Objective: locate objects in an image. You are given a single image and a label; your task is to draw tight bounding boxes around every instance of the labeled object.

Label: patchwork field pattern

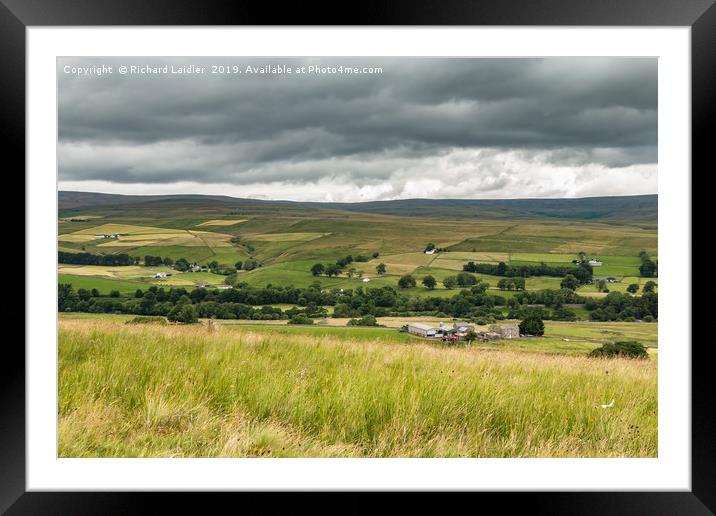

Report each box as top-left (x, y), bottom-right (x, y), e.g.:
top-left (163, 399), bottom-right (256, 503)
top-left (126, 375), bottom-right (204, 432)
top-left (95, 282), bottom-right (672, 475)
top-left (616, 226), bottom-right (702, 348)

top-left (57, 201), bottom-right (657, 300)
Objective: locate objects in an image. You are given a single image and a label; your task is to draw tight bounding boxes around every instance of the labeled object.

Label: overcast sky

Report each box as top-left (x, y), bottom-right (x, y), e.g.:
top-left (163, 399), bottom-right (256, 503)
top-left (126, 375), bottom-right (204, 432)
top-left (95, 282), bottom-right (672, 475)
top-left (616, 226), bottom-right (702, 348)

top-left (58, 57), bottom-right (657, 202)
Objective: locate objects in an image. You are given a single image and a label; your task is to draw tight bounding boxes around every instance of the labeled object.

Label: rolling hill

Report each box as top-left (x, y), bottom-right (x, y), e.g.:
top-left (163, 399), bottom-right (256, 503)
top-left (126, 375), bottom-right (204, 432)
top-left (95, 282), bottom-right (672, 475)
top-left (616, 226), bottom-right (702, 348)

top-left (59, 191), bottom-right (657, 224)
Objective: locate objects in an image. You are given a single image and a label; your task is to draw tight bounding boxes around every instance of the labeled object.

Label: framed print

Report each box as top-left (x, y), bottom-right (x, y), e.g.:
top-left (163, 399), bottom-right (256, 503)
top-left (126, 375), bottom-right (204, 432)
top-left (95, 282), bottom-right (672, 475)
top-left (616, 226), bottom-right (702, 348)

top-left (5, 0), bottom-right (713, 512)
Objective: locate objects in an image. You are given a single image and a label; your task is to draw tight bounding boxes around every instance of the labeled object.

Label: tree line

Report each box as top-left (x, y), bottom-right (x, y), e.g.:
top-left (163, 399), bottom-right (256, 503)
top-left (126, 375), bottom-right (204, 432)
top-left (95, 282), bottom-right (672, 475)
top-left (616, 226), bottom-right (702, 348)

top-left (310, 252), bottom-right (380, 277)
top-left (462, 260), bottom-right (593, 282)
top-left (59, 251), bottom-right (138, 266)
top-left (58, 280), bottom-right (656, 324)
top-left (638, 250), bottom-right (658, 278)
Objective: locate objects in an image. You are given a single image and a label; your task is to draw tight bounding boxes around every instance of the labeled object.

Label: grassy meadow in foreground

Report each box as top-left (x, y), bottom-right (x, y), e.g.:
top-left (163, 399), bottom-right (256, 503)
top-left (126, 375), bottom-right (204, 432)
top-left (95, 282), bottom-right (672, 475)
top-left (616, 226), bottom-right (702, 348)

top-left (59, 319), bottom-right (657, 458)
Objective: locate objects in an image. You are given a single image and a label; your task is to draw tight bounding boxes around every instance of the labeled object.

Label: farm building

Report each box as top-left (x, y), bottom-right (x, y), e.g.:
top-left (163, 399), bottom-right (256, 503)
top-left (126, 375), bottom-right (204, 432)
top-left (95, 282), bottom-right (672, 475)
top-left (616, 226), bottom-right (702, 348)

top-left (362, 278), bottom-right (371, 282)
top-left (154, 272), bottom-right (172, 278)
top-left (489, 323), bottom-right (520, 339)
top-left (588, 259), bottom-right (603, 266)
top-left (405, 321), bottom-right (476, 341)
top-left (594, 277), bottom-right (618, 283)
top-left (406, 323), bottom-right (437, 337)
top-left (424, 249), bottom-right (437, 255)
top-left (452, 321), bottom-right (475, 333)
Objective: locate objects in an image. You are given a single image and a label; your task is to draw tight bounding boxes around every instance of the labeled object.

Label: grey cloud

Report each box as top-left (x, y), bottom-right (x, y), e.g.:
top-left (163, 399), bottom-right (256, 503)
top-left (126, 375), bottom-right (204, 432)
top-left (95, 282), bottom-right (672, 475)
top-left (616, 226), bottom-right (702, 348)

top-left (58, 57), bottom-right (657, 198)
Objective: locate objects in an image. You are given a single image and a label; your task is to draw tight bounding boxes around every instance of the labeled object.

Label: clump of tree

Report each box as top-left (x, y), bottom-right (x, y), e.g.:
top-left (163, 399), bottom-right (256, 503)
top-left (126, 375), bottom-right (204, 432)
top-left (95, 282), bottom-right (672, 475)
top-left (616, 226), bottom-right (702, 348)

top-left (242, 260), bottom-right (260, 271)
top-left (288, 314), bottom-right (314, 325)
top-left (336, 255), bottom-right (354, 268)
top-left (347, 315), bottom-right (379, 327)
top-left (638, 250), bottom-right (657, 278)
top-left (643, 280), bottom-right (657, 293)
top-left (398, 274), bottom-right (417, 288)
top-left (559, 274), bottom-right (580, 291)
top-left (308, 255), bottom-right (357, 277)
top-left (498, 277), bottom-right (527, 291)
top-left (144, 255), bottom-right (175, 267)
top-left (174, 258), bottom-right (191, 272)
top-left (310, 263), bottom-right (325, 276)
top-left (626, 283), bottom-right (640, 294)
top-left (422, 275), bottom-right (437, 290)
top-left (324, 264), bottom-right (342, 277)
top-left (167, 301), bottom-right (198, 324)
top-left (76, 288), bottom-right (95, 301)
top-left (443, 276), bottom-right (458, 289)
top-left (59, 251), bottom-right (137, 266)
top-left (519, 314), bottom-right (545, 336)
top-left (585, 291), bottom-right (658, 321)
top-left (589, 341), bottom-right (648, 359)
top-left (203, 260), bottom-right (236, 275)
top-left (456, 272), bottom-right (478, 287)
top-left (376, 263), bottom-right (387, 275)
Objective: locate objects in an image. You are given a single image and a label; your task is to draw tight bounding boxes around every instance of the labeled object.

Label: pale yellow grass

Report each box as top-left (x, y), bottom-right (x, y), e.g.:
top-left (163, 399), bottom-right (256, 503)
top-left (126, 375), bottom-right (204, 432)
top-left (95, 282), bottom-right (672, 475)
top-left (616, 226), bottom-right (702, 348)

top-left (97, 240), bottom-right (159, 247)
top-left (249, 232), bottom-right (328, 242)
top-left (552, 242), bottom-right (610, 254)
top-left (75, 223), bottom-right (180, 235)
top-left (356, 252), bottom-right (437, 275)
top-left (58, 264), bottom-right (174, 279)
top-left (58, 234), bottom-right (102, 243)
top-left (197, 219), bottom-right (248, 226)
top-left (434, 252), bottom-right (510, 263)
top-left (58, 265), bottom-right (143, 277)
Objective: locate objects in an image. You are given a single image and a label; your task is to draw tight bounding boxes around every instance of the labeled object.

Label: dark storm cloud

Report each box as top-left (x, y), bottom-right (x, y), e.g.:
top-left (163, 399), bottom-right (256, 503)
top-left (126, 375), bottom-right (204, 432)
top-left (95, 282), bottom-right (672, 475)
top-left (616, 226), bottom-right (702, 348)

top-left (57, 57), bottom-right (657, 197)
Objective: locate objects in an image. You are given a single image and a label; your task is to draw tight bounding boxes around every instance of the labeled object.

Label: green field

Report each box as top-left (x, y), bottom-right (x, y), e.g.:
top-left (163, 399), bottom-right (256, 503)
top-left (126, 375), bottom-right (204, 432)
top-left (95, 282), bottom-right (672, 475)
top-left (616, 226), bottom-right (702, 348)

top-left (60, 312), bottom-right (658, 354)
top-left (58, 274), bottom-right (145, 295)
top-left (58, 197), bottom-right (657, 298)
top-left (59, 318), bottom-right (657, 458)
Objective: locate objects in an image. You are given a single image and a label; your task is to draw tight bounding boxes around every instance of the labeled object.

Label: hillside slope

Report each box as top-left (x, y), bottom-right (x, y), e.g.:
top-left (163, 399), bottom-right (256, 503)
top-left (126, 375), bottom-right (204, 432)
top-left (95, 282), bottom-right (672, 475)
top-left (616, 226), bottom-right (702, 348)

top-left (59, 191), bottom-right (657, 223)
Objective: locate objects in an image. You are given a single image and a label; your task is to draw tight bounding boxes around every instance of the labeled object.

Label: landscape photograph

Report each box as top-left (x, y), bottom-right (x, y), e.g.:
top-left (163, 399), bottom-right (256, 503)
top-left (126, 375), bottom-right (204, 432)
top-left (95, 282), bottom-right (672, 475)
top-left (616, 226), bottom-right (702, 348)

top-left (57, 57), bottom-right (658, 458)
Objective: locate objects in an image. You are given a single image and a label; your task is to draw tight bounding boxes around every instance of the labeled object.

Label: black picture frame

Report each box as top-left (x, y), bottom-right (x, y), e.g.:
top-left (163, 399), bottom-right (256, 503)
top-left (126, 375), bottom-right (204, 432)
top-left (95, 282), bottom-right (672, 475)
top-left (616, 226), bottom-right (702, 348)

top-left (4, 0), bottom-right (711, 512)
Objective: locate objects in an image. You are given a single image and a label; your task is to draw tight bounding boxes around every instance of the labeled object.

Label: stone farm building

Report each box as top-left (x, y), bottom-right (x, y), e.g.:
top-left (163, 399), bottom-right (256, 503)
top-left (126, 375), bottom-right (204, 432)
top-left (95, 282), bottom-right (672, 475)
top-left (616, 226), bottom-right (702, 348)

top-left (405, 321), bottom-right (522, 342)
top-left (489, 323), bottom-right (520, 339)
top-left (406, 321), bottom-right (476, 341)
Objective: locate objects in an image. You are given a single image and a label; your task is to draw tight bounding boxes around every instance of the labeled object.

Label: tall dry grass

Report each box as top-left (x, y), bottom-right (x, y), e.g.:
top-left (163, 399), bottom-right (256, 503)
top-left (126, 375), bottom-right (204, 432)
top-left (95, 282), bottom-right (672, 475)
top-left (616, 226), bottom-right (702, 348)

top-left (58, 320), bottom-right (657, 458)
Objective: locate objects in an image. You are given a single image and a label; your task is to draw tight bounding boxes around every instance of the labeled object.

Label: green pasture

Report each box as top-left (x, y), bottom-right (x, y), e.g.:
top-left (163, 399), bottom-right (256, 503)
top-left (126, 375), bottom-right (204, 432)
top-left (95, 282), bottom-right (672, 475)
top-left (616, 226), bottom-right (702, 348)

top-left (58, 273), bottom-right (145, 295)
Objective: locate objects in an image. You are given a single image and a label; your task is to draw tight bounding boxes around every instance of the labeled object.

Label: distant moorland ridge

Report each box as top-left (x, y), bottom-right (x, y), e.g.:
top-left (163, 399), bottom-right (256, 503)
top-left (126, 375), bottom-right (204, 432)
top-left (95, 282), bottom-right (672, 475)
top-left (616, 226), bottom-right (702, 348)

top-left (59, 191), bottom-right (657, 223)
